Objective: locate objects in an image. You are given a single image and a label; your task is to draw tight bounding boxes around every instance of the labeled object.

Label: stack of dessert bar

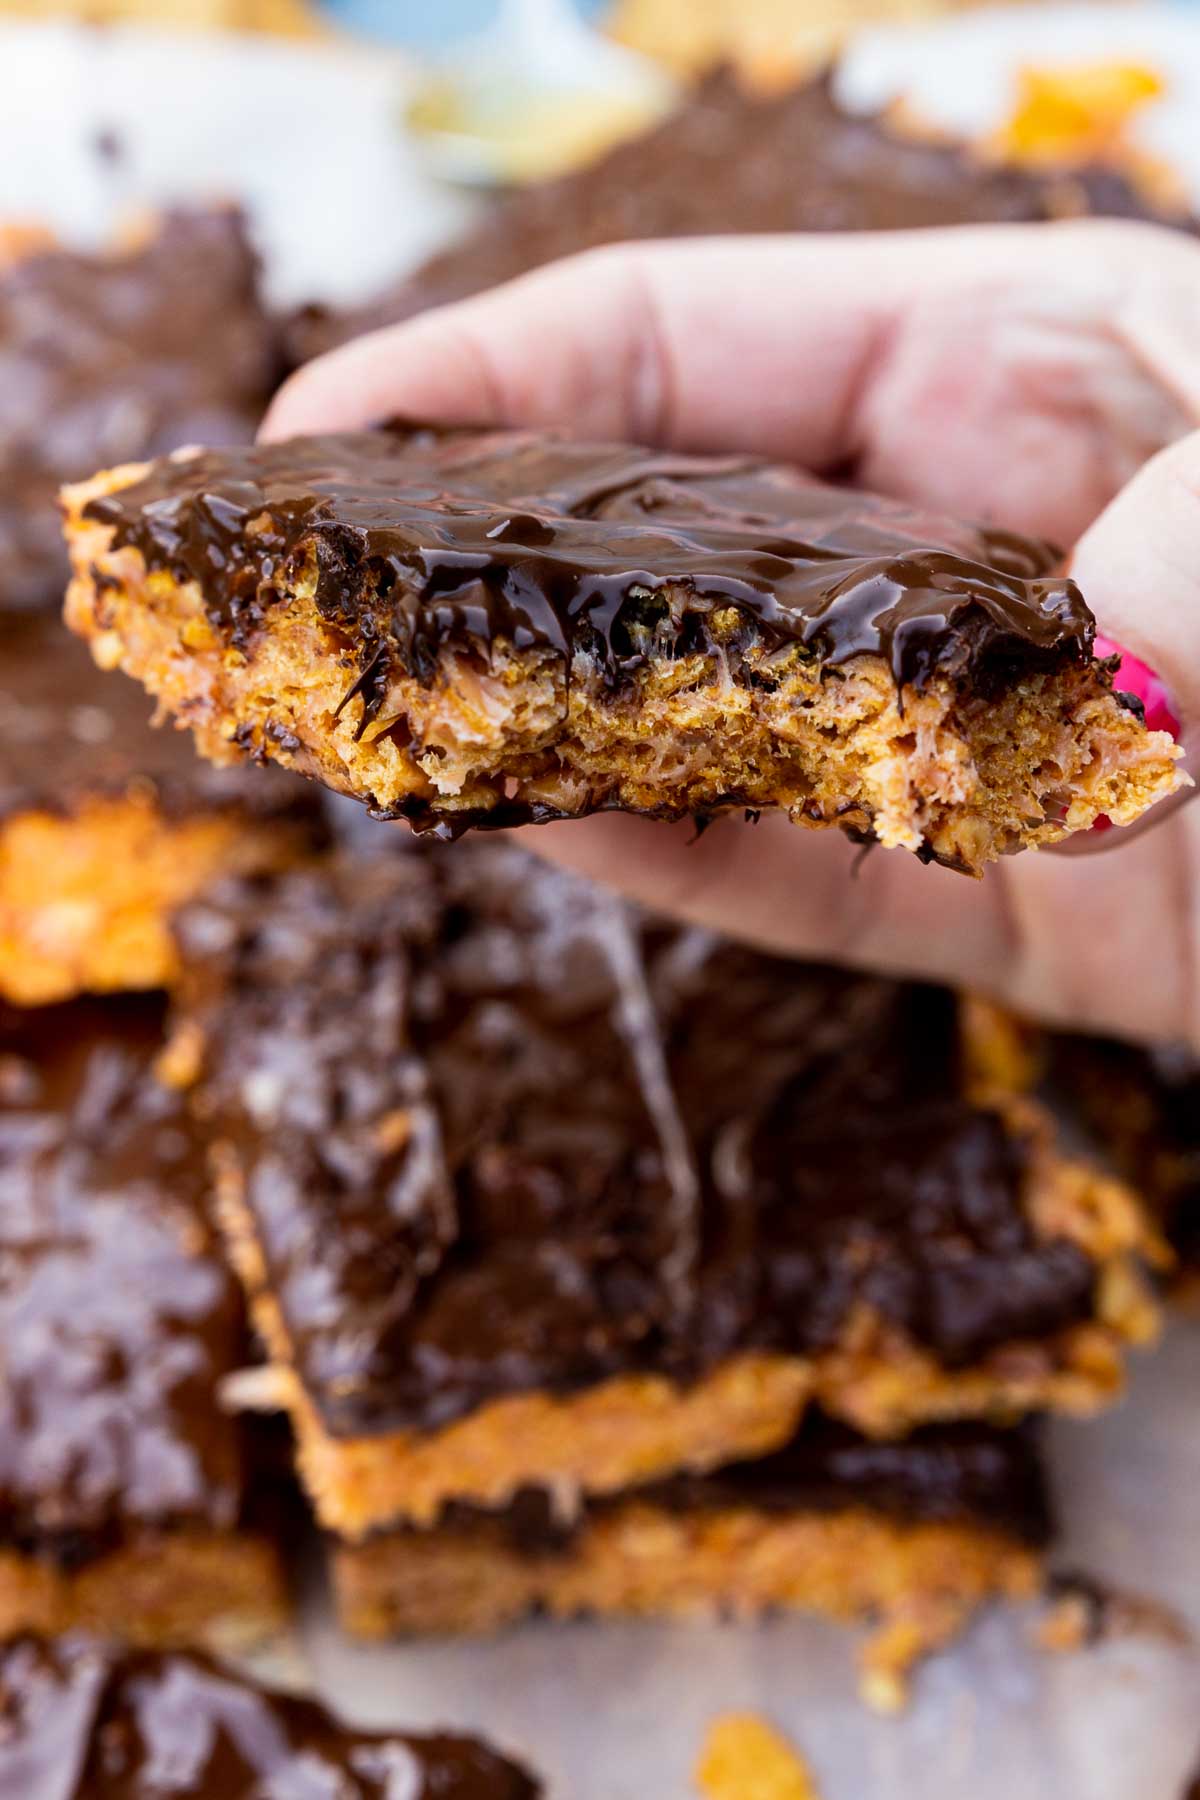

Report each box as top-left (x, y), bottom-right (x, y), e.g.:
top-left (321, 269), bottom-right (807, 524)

top-left (0, 61), bottom-right (1191, 1787)
top-left (0, 211), bottom-right (318, 1659)
top-left (160, 834), bottom-right (1162, 1707)
top-left (0, 209), bottom-right (541, 1790)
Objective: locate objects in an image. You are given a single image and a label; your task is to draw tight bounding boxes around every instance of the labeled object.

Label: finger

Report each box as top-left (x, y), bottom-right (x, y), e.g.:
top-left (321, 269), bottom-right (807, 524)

top-left (520, 800), bottom-right (1198, 1046)
top-left (523, 810), bottom-right (1016, 991)
top-left (1070, 429), bottom-right (1200, 741)
top-left (265, 220), bottom-right (1200, 542)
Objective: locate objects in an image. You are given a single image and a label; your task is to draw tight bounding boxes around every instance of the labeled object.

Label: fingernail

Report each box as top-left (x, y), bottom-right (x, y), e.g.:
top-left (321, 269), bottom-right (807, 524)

top-left (1093, 633), bottom-right (1180, 739)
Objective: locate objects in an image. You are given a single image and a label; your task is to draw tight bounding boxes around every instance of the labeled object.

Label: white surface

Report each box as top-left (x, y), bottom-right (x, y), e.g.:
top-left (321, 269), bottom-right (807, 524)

top-left (0, 20), bottom-right (477, 303)
top-left (3, 10), bottom-right (1200, 1793)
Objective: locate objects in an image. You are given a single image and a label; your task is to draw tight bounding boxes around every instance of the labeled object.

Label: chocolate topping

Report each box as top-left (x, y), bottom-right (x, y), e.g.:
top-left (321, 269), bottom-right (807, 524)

top-left (0, 997), bottom-right (250, 1563)
top-left (435, 1416), bottom-right (1053, 1554)
top-left (0, 610), bottom-right (319, 829)
top-left (0, 208), bottom-right (278, 611)
top-left (0, 1634), bottom-right (539, 1798)
top-left (177, 841), bottom-right (1096, 1440)
top-left (650, 932), bottom-right (1096, 1370)
top-left (289, 69), bottom-right (1192, 361)
top-left (85, 425), bottom-right (1093, 744)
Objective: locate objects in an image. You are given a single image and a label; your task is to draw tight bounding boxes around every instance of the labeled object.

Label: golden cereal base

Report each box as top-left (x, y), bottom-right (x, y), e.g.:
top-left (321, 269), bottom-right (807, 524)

top-left (0, 1530), bottom-right (287, 1654)
top-left (333, 1505), bottom-right (1041, 1713)
top-left (0, 792), bottom-right (305, 1005)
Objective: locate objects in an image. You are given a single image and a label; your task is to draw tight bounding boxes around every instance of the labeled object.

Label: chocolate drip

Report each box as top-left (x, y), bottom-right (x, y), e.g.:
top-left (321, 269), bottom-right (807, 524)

top-left (0, 998), bottom-right (249, 1561)
top-left (176, 841), bottom-right (1097, 1441)
top-left (287, 69), bottom-right (1193, 362)
top-left (434, 1416), bottom-right (1053, 1554)
top-left (85, 425), bottom-right (1093, 720)
top-left (0, 1635), bottom-right (539, 1798)
top-left (0, 208), bottom-right (278, 611)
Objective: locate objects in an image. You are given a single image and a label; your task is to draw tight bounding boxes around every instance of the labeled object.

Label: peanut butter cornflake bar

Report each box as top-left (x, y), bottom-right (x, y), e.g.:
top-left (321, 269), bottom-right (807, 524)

top-left (0, 1634), bottom-right (540, 1798)
top-left (63, 427), bottom-right (1182, 874)
top-left (172, 840), bottom-right (1161, 1539)
top-left (0, 996), bottom-right (285, 1652)
top-left (332, 1416), bottom-right (1051, 1711)
top-left (0, 614), bottom-right (321, 1007)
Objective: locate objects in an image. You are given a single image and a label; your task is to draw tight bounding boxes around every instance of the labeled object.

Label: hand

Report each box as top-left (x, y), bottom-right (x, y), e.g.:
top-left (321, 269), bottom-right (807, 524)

top-left (266, 222), bottom-right (1200, 1047)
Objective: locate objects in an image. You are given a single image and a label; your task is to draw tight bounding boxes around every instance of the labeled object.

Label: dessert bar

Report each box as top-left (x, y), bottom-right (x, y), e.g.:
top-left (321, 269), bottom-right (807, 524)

top-left (63, 427), bottom-right (1182, 872)
top-left (0, 996), bottom-right (284, 1650)
top-left (0, 612), bottom-right (318, 1005)
top-left (332, 1416), bottom-right (1050, 1710)
top-left (0, 207), bottom-right (278, 612)
top-left (0, 1633), bottom-right (540, 1797)
top-left (172, 841), bottom-right (1159, 1536)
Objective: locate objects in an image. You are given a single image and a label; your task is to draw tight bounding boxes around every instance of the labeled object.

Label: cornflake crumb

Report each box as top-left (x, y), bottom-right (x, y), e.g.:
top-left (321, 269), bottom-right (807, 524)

top-left (695, 1714), bottom-right (821, 1800)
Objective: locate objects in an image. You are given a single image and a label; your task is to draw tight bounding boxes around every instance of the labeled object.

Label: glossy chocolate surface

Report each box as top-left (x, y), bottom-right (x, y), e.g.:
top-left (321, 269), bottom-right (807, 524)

top-left (436, 1416), bottom-right (1053, 1552)
top-left (0, 610), bottom-right (320, 828)
top-left (85, 424), bottom-right (1092, 744)
top-left (0, 1634), bottom-right (539, 1798)
top-left (289, 69), bottom-right (1190, 360)
top-left (0, 208), bottom-right (278, 611)
top-left (0, 998), bottom-right (248, 1563)
top-left (177, 841), bottom-right (1096, 1440)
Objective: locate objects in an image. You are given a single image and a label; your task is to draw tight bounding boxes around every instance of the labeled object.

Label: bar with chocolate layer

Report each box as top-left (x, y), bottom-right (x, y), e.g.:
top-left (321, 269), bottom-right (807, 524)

top-left (332, 1415), bottom-right (1051, 1711)
top-left (0, 613), bottom-right (320, 1005)
top-left (0, 207), bottom-right (279, 613)
top-left (0, 1633), bottom-right (540, 1797)
top-left (0, 996), bottom-right (285, 1651)
top-left (63, 428), bottom-right (1182, 874)
top-left (173, 841), bottom-right (1159, 1537)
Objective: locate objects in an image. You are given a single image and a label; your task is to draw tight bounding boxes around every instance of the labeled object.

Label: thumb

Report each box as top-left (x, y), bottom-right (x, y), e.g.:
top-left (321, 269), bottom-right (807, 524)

top-left (1072, 430), bottom-right (1200, 746)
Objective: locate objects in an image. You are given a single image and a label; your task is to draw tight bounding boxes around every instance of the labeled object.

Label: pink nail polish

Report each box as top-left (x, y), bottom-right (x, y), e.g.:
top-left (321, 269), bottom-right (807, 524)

top-left (1089, 636), bottom-right (1180, 834)
top-left (1094, 633), bottom-right (1179, 738)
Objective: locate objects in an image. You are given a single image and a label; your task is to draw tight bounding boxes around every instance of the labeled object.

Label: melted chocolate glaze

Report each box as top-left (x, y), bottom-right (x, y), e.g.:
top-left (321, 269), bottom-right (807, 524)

top-left (433, 1416), bottom-right (1053, 1554)
top-left (0, 1634), bottom-right (539, 1798)
top-left (176, 841), bottom-right (1096, 1441)
top-left (0, 610), bottom-right (322, 832)
top-left (1051, 1035), bottom-right (1200, 1269)
top-left (0, 208), bottom-right (279, 612)
top-left (288, 69), bottom-right (1193, 362)
top-left (0, 997), bottom-right (252, 1563)
top-left (84, 425), bottom-right (1094, 822)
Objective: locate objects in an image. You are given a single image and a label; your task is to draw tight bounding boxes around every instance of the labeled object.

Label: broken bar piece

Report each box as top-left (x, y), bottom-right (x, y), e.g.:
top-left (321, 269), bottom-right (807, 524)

top-left (0, 612), bottom-right (320, 1006)
top-left (0, 1633), bottom-right (540, 1797)
top-left (63, 427), bottom-right (1182, 872)
top-left (172, 841), bottom-right (1159, 1537)
top-left (0, 207), bottom-right (278, 613)
top-left (0, 995), bottom-right (285, 1651)
top-left (331, 1415), bottom-right (1051, 1711)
